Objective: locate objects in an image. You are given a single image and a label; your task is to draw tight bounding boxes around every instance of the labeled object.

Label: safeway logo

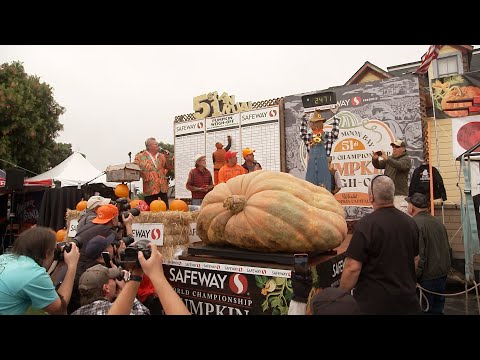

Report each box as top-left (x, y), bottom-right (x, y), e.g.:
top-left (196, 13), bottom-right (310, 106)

top-left (151, 228), bottom-right (162, 240)
top-left (229, 274), bottom-right (248, 294)
top-left (197, 122), bottom-right (204, 129)
top-left (269, 109), bottom-right (278, 117)
top-left (132, 223), bottom-right (164, 246)
top-left (351, 96), bottom-right (362, 106)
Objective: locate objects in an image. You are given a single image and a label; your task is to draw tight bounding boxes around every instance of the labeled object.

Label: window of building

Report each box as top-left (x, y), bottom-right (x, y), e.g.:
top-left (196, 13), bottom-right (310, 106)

top-left (433, 52), bottom-right (463, 78)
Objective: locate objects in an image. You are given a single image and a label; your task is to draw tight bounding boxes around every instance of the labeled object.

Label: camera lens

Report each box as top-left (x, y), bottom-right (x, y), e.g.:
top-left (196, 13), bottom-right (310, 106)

top-left (122, 234), bottom-right (135, 247)
top-left (129, 208), bottom-right (140, 216)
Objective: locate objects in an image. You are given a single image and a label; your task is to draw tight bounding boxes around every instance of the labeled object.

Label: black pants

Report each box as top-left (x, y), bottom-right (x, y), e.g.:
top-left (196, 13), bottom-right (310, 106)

top-left (144, 192), bottom-right (169, 209)
top-left (473, 194), bottom-right (480, 235)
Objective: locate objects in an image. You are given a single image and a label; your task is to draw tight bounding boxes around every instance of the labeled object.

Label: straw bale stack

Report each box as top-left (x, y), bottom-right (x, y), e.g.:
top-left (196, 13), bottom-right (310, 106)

top-left (65, 209), bottom-right (200, 260)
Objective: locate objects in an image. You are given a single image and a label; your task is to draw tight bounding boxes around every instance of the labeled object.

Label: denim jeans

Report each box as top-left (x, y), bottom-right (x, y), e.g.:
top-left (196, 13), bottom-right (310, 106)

top-left (419, 276), bottom-right (447, 314)
top-left (191, 198), bottom-right (203, 206)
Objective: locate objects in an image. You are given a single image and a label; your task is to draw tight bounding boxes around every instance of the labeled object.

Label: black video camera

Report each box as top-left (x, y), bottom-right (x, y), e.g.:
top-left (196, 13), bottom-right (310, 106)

top-left (118, 239), bottom-right (152, 269)
top-left (53, 238), bottom-right (81, 261)
top-left (113, 197), bottom-right (141, 221)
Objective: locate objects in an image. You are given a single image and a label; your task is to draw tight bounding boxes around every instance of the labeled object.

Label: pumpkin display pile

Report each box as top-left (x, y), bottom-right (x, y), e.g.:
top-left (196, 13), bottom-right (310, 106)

top-left (196, 170), bottom-right (347, 253)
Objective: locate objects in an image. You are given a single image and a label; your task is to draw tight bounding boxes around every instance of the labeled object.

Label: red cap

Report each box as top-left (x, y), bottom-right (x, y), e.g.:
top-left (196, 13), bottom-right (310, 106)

top-left (224, 151), bottom-right (238, 161)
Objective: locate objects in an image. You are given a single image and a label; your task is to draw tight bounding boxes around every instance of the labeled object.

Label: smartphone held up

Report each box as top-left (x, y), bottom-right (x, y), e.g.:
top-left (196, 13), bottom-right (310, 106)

top-left (293, 253), bottom-right (309, 275)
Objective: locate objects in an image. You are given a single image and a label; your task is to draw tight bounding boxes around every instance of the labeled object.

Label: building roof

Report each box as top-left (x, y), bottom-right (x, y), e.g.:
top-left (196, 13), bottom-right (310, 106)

top-left (387, 60), bottom-right (421, 77)
top-left (344, 61), bottom-right (393, 85)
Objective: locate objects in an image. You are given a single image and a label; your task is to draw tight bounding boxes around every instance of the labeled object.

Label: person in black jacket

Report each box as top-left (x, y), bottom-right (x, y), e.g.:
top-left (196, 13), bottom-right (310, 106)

top-left (409, 161), bottom-right (447, 202)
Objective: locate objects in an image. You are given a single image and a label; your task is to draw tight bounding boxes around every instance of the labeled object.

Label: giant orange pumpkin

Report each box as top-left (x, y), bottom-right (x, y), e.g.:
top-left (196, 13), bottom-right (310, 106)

top-left (56, 228), bottom-right (67, 242)
top-left (196, 170), bottom-right (347, 253)
top-left (150, 200), bottom-right (167, 212)
top-left (442, 86), bottom-right (480, 117)
top-left (114, 184), bottom-right (129, 198)
top-left (169, 199), bottom-right (188, 212)
top-left (76, 199), bottom-right (87, 211)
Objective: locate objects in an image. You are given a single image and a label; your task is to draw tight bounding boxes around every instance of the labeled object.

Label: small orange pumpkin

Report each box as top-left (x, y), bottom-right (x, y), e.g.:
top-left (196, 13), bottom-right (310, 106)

top-left (130, 199), bottom-right (141, 209)
top-left (56, 228), bottom-right (67, 242)
top-left (150, 199), bottom-right (167, 212)
top-left (76, 199), bottom-right (87, 211)
top-left (170, 199), bottom-right (188, 212)
top-left (114, 184), bottom-right (129, 198)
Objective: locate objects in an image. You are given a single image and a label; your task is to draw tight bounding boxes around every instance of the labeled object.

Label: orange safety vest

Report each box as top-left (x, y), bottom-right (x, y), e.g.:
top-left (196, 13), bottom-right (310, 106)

top-left (213, 148), bottom-right (227, 170)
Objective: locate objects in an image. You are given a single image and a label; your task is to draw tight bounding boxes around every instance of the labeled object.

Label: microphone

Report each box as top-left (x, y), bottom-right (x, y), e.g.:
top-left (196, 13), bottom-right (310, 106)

top-left (159, 147), bottom-right (170, 155)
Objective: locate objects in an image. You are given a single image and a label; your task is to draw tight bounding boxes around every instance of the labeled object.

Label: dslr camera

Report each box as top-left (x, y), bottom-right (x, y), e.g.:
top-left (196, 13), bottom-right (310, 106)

top-left (118, 239), bottom-right (152, 269)
top-left (112, 197), bottom-right (141, 221)
top-left (112, 233), bottom-right (135, 249)
top-left (53, 238), bottom-right (81, 261)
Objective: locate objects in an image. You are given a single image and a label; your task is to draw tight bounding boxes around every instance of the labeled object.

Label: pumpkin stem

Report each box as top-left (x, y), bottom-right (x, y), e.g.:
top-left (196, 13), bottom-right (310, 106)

top-left (223, 195), bottom-right (247, 214)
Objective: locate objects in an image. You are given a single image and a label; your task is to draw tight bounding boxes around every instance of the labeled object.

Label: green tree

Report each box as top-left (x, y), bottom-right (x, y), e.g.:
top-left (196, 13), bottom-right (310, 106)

top-left (0, 61), bottom-right (71, 174)
top-left (158, 141), bottom-right (174, 180)
top-left (47, 142), bottom-right (73, 169)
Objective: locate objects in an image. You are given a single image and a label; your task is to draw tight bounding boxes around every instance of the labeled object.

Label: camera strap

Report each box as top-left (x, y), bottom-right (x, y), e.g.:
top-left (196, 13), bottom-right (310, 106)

top-left (48, 260), bottom-right (59, 275)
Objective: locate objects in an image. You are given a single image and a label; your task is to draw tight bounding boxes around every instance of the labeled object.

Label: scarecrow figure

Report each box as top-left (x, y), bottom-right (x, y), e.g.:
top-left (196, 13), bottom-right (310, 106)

top-left (300, 110), bottom-right (340, 189)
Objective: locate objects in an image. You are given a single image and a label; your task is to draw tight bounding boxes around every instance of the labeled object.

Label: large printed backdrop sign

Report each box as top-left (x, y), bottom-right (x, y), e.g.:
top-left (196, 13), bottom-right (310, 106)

top-left (284, 75), bottom-right (422, 220)
top-left (451, 115), bottom-right (480, 158)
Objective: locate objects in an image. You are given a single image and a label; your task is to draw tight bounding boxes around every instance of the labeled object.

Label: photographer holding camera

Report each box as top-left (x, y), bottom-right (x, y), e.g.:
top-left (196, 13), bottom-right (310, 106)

top-left (71, 263), bottom-right (150, 315)
top-left (0, 227), bottom-right (80, 315)
top-left (372, 139), bottom-right (411, 213)
top-left (108, 241), bottom-right (190, 315)
top-left (69, 204), bottom-right (134, 313)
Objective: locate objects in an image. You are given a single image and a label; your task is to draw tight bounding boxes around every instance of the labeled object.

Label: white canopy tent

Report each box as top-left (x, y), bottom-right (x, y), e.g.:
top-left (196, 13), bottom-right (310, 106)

top-left (27, 152), bottom-right (116, 188)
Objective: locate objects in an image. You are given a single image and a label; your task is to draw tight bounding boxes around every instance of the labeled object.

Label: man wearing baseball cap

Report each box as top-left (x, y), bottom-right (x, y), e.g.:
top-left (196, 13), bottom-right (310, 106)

top-left (372, 138), bottom-right (411, 213)
top-left (218, 151), bottom-right (247, 183)
top-left (75, 195), bottom-right (111, 237)
top-left (69, 204), bottom-right (134, 314)
top-left (406, 193), bottom-right (451, 314)
top-left (212, 135), bottom-right (232, 185)
top-left (186, 154), bottom-right (213, 206)
top-left (71, 264), bottom-right (150, 315)
top-left (241, 148), bottom-right (262, 173)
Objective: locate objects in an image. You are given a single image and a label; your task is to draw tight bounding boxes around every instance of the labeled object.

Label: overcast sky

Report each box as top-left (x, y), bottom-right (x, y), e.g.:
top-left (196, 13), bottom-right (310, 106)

top-left (2, 45), bottom-right (476, 172)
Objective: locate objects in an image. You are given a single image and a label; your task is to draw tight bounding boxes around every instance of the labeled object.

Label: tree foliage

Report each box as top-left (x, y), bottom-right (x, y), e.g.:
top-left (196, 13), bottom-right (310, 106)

top-left (47, 142), bottom-right (73, 169)
top-left (158, 141), bottom-right (174, 180)
top-left (0, 61), bottom-right (71, 175)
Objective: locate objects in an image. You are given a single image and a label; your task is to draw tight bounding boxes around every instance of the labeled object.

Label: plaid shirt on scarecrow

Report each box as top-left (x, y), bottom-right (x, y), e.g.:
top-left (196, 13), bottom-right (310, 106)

top-left (300, 116), bottom-right (340, 157)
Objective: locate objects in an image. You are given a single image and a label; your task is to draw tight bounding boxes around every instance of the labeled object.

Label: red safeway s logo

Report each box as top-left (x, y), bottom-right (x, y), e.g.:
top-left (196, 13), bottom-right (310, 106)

top-left (197, 122), bottom-right (204, 129)
top-left (229, 274), bottom-right (248, 294)
top-left (269, 109), bottom-right (277, 117)
top-left (151, 228), bottom-right (162, 240)
top-left (352, 96), bottom-right (362, 106)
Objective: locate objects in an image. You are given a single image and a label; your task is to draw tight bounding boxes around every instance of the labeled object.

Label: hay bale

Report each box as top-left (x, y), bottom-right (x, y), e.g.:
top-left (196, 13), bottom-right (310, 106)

top-left (64, 209), bottom-right (198, 260)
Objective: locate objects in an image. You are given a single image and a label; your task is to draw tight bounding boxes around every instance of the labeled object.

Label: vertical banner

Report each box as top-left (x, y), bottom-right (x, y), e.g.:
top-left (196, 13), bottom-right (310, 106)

top-left (451, 115), bottom-right (480, 158)
top-left (174, 119), bottom-right (206, 199)
top-left (284, 75), bottom-right (422, 220)
top-left (240, 107), bottom-right (281, 171)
